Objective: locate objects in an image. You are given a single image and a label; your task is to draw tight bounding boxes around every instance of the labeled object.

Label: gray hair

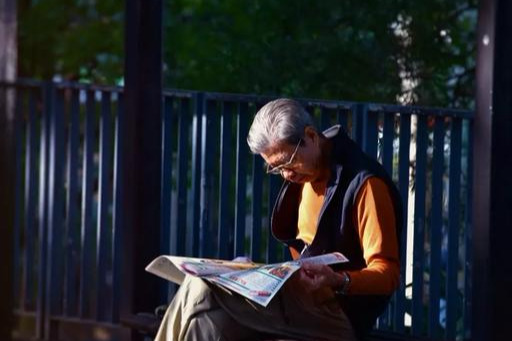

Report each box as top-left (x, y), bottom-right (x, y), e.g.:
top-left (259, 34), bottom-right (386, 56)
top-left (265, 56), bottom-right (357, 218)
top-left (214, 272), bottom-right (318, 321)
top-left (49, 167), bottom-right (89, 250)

top-left (247, 98), bottom-right (314, 154)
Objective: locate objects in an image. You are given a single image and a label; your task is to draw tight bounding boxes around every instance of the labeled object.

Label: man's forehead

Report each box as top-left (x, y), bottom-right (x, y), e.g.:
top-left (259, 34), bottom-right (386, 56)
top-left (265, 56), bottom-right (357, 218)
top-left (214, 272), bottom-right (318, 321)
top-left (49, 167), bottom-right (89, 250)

top-left (266, 139), bottom-right (295, 152)
top-left (261, 144), bottom-right (294, 164)
top-left (266, 151), bottom-right (289, 164)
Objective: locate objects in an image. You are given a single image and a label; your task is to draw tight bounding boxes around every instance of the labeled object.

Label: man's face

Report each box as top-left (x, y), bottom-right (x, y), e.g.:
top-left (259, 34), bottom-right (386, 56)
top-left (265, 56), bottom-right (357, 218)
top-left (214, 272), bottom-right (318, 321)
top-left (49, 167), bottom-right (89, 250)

top-left (260, 127), bottom-right (323, 184)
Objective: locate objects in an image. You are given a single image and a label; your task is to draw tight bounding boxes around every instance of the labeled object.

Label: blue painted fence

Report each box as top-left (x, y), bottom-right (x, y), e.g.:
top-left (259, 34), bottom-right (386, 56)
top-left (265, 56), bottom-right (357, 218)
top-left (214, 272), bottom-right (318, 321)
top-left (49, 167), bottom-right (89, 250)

top-left (5, 79), bottom-right (473, 340)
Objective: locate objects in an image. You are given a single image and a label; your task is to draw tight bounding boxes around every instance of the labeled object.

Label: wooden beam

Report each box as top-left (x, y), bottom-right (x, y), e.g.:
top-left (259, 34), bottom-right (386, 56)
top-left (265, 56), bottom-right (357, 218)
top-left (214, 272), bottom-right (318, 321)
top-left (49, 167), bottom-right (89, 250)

top-left (473, 0), bottom-right (512, 340)
top-left (0, 1), bottom-right (17, 340)
top-left (120, 1), bottom-right (163, 339)
top-left (0, 0), bottom-right (16, 80)
top-left (0, 91), bottom-right (16, 341)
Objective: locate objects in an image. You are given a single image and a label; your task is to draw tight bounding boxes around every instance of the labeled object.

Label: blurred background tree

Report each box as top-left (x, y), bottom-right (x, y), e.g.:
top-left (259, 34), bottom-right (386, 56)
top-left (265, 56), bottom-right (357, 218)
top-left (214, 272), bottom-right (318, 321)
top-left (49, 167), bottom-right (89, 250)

top-left (18, 0), bottom-right (123, 83)
top-left (17, 0), bottom-right (477, 108)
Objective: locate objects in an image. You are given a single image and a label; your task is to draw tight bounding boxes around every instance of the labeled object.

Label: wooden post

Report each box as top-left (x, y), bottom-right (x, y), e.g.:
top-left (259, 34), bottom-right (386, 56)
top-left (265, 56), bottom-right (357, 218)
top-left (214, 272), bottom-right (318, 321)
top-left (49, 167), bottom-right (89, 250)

top-left (120, 1), bottom-right (163, 339)
top-left (0, 0), bottom-right (17, 340)
top-left (473, 0), bottom-right (512, 340)
top-left (0, 91), bottom-right (16, 341)
top-left (0, 0), bottom-right (16, 81)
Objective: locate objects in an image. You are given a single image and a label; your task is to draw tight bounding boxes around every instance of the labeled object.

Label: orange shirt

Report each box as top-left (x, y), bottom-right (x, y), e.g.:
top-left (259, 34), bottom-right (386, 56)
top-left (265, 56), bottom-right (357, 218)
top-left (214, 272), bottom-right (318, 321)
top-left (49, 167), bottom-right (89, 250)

top-left (296, 176), bottom-right (399, 295)
top-left (297, 181), bottom-right (327, 245)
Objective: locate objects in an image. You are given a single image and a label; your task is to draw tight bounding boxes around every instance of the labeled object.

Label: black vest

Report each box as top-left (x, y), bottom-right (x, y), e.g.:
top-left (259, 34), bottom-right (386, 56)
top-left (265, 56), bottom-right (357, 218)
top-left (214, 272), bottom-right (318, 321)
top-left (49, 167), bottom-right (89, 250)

top-left (271, 126), bottom-right (403, 335)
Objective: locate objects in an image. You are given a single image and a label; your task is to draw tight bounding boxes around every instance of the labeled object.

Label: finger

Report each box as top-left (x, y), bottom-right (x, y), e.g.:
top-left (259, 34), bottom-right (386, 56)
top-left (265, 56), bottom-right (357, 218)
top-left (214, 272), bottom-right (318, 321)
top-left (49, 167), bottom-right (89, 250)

top-left (301, 262), bottom-right (323, 274)
top-left (302, 263), bottom-right (331, 277)
top-left (231, 256), bottom-right (253, 263)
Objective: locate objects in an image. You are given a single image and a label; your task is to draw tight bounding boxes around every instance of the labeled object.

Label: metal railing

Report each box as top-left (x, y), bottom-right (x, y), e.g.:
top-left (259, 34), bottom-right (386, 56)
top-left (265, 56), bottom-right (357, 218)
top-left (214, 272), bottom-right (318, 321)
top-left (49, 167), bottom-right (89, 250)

top-left (3, 79), bottom-right (473, 340)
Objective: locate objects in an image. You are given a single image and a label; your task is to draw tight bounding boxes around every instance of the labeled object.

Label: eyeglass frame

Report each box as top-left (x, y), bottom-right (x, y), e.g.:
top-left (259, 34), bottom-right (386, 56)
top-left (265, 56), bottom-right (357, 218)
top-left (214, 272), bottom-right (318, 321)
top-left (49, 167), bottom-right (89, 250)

top-left (266, 139), bottom-right (302, 175)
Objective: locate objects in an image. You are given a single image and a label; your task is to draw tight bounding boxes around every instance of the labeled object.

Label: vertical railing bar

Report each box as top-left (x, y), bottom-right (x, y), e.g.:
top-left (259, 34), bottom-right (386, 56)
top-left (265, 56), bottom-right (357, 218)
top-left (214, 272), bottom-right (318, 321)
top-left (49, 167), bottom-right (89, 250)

top-left (96, 91), bottom-right (112, 321)
top-left (175, 98), bottom-right (190, 256)
top-left (12, 87), bottom-right (24, 311)
top-left (111, 93), bottom-right (124, 323)
top-left (394, 113), bottom-right (410, 333)
top-left (352, 104), bottom-right (365, 144)
top-left (429, 116), bottom-right (445, 338)
top-left (463, 119), bottom-right (473, 340)
top-left (305, 105), bottom-right (317, 126)
top-left (320, 107), bottom-right (331, 131)
top-left (251, 155), bottom-right (263, 262)
top-left (159, 96), bottom-right (174, 301)
top-left (199, 100), bottom-right (217, 258)
top-left (382, 112), bottom-right (394, 175)
top-left (362, 106), bottom-right (378, 159)
top-left (24, 88), bottom-right (39, 311)
top-left (446, 118), bottom-right (462, 340)
top-left (54, 88), bottom-right (66, 314)
top-left (411, 115), bottom-right (428, 336)
top-left (266, 175), bottom-right (281, 263)
top-left (218, 101), bottom-right (233, 260)
top-left (234, 103), bottom-right (248, 257)
top-left (36, 83), bottom-right (50, 340)
top-left (376, 111), bottom-right (395, 331)
top-left (160, 96), bottom-right (174, 257)
top-left (337, 108), bottom-right (348, 131)
top-left (45, 85), bottom-right (66, 338)
top-left (211, 100), bottom-right (221, 259)
top-left (79, 89), bottom-right (96, 319)
top-left (190, 94), bottom-right (204, 257)
top-left (64, 88), bottom-right (80, 316)
top-left (379, 114), bottom-right (397, 339)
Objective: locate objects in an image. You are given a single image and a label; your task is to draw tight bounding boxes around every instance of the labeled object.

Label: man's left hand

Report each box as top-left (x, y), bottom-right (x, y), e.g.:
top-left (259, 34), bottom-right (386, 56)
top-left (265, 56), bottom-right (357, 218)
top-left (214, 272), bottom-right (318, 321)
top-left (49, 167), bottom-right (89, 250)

top-left (296, 263), bottom-right (343, 293)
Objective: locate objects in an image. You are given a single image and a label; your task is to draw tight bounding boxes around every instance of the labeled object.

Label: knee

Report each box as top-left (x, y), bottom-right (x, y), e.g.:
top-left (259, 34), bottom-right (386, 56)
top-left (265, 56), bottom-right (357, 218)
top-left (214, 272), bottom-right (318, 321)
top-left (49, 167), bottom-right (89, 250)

top-left (182, 276), bottom-right (212, 295)
top-left (177, 276), bottom-right (215, 307)
top-left (183, 275), bottom-right (209, 288)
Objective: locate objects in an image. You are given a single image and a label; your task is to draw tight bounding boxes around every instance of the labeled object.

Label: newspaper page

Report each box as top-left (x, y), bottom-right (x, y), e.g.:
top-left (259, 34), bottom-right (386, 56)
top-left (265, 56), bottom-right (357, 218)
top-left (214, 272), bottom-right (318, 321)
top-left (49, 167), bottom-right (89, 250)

top-left (145, 256), bottom-right (259, 285)
top-left (146, 252), bottom-right (348, 307)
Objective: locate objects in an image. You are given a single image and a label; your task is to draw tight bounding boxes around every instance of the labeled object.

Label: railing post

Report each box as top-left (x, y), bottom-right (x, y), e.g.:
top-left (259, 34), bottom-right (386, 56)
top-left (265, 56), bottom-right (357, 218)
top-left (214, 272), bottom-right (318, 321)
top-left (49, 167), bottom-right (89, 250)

top-left (200, 100), bottom-right (218, 258)
top-left (473, 0), bottom-right (512, 340)
top-left (0, 88), bottom-right (16, 341)
top-left (352, 103), bottom-right (365, 145)
top-left (0, 1), bottom-right (17, 338)
top-left (361, 104), bottom-right (378, 158)
top-left (44, 82), bottom-right (66, 339)
top-left (122, 0), bottom-right (163, 336)
top-left (36, 83), bottom-right (52, 339)
top-left (191, 93), bottom-right (204, 257)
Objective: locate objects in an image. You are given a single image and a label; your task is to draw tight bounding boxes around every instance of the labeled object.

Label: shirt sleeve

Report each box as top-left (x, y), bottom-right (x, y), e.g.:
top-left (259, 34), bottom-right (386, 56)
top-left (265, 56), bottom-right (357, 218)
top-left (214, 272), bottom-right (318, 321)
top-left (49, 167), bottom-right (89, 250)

top-left (345, 177), bottom-right (400, 295)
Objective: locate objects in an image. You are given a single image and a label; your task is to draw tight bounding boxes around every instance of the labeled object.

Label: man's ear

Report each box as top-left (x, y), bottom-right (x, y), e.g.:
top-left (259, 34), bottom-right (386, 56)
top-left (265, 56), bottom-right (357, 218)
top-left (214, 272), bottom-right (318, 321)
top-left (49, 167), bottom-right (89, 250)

top-left (304, 126), bottom-right (319, 144)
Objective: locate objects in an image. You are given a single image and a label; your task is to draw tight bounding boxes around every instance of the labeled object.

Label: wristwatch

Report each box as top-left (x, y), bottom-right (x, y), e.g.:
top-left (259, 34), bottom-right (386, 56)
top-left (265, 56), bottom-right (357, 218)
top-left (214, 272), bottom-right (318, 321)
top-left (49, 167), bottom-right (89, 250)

top-left (335, 271), bottom-right (351, 295)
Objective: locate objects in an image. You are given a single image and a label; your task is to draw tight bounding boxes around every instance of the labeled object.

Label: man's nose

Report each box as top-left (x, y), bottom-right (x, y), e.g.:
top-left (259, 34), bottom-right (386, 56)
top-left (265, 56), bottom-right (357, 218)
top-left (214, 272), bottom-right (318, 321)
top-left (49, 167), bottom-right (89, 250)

top-left (281, 168), bottom-right (296, 180)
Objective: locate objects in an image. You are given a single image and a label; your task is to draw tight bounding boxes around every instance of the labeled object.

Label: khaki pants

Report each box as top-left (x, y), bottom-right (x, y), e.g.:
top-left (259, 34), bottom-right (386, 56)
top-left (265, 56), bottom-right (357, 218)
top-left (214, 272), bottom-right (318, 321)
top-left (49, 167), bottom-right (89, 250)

top-left (154, 276), bottom-right (357, 341)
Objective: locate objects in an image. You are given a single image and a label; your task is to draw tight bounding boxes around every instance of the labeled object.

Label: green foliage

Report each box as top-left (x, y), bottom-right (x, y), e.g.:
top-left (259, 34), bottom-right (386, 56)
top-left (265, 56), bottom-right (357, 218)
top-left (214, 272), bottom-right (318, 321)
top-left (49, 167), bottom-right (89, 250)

top-left (165, 0), bottom-right (403, 102)
top-left (18, 0), bottom-right (123, 83)
top-left (164, 0), bottom-right (477, 107)
top-left (398, 0), bottom-right (477, 108)
top-left (17, 0), bottom-right (477, 107)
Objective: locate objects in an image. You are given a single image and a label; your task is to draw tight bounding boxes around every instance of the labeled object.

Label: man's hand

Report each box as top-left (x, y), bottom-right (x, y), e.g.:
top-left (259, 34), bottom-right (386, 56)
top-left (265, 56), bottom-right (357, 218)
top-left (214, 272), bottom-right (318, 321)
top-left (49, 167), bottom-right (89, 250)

top-left (296, 263), bottom-right (343, 293)
top-left (231, 256), bottom-right (253, 263)
top-left (287, 263), bottom-right (344, 308)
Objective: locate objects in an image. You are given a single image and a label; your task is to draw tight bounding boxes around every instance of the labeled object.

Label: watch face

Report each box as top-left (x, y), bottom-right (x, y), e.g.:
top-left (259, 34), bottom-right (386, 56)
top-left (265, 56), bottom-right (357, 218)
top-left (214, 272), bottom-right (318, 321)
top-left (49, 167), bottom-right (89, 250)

top-left (339, 272), bottom-right (350, 294)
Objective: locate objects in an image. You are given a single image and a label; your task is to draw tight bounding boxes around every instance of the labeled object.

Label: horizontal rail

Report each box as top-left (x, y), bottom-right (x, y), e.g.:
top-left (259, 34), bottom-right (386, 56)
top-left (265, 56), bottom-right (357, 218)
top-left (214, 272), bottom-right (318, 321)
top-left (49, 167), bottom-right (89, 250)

top-left (2, 80), bottom-right (474, 118)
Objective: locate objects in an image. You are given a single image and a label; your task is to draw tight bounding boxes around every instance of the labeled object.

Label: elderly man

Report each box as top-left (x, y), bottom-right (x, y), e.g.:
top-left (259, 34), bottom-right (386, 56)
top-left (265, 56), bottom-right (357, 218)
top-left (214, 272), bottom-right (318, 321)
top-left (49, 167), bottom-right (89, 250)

top-left (155, 98), bottom-right (402, 341)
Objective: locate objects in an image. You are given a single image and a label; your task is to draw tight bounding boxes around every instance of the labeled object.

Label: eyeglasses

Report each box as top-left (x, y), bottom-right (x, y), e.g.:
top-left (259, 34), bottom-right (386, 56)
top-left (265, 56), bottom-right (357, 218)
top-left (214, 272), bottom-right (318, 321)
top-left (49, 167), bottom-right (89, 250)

top-left (266, 139), bottom-right (301, 175)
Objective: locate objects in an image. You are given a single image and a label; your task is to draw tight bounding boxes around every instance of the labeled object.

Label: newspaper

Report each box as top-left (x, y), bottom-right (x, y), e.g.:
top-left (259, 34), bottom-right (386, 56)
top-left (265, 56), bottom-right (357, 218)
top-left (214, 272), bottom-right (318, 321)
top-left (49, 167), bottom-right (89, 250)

top-left (145, 252), bottom-right (348, 307)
